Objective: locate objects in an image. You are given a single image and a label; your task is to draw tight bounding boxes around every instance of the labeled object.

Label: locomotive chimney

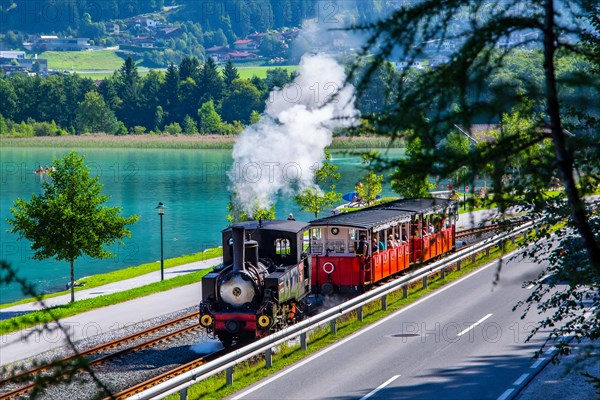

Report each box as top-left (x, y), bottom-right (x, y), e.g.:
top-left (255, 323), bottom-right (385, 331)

top-left (232, 226), bottom-right (245, 273)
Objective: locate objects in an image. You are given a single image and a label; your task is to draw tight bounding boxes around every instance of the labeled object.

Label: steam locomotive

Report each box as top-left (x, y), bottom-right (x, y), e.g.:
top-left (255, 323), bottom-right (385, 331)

top-left (199, 220), bottom-right (312, 347)
top-left (199, 198), bottom-right (457, 346)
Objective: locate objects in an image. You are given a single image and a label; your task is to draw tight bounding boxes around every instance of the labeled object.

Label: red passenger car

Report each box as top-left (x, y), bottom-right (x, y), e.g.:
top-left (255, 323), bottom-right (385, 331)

top-left (309, 198), bottom-right (457, 295)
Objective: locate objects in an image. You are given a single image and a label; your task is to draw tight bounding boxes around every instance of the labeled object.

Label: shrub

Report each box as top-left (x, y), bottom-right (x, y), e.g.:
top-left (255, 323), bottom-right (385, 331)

top-left (164, 122), bottom-right (182, 135)
top-left (131, 125), bottom-right (146, 134)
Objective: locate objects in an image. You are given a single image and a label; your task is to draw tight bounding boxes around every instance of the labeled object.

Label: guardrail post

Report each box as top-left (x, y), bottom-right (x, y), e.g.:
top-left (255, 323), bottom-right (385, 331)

top-left (457, 260), bottom-right (462, 271)
top-left (357, 306), bottom-right (364, 321)
top-left (422, 276), bottom-right (428, 289)
top-left (511, 236), bottom-right (515, 244)
top-left (179, 387), bottom-right (188, 400)
top-left (330, 319), bottom-right (337, 335)
top-left (381, 294), bottom-right (388, 311)
top-left (226, 367), bottom-right (233, 386)
top-left (403, 285), bottom-right (408, 298)
top-left (265, 347), bottom-right (272, 368)
top-left (441, 267), bottom-right (446, 279)
top-left (471, 253), bottom-right (476, 263)
top-left (301, 332), bottom-right (307, 350)
top-left (486, 248), bottom-right (490, 257)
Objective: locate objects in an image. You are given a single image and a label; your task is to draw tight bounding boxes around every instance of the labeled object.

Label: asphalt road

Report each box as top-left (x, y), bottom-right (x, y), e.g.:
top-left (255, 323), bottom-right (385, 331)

top-left (231, 254), bottom-right (554, 400)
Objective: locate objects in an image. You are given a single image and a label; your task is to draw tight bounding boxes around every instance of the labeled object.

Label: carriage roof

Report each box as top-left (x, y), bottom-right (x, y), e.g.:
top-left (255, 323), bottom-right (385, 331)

top-left (310, 208), bottom-right (412, 230)
top-left (223, 220), bottom-right (310, 234)
top-left (310, 198), bottom-right (455, 231)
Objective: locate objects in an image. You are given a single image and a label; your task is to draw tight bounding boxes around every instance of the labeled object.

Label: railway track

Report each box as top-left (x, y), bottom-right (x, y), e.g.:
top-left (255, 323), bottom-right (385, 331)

top-left (456, 224), bottom-right (503, 239)
top-left (106, 347), bottom-right (232, 400)
top-left (0, 312), bottom-right (200, 399)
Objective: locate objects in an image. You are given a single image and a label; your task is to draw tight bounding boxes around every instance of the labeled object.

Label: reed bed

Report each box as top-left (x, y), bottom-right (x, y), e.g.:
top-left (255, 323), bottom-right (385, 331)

top-left (1, 134), bottom-right (403, 149)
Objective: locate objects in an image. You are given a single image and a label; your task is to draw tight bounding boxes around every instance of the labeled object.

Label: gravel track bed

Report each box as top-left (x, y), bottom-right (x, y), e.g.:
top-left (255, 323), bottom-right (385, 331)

top-left (2, 306), bottom-right (218, 399)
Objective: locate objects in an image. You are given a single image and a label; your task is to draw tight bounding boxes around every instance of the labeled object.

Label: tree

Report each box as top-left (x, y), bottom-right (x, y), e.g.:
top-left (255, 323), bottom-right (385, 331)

top-left (197, 100), bottom-right (222, 134)
top-left (75, 91), bottom-right (120, 134)
top-left (356, 0), bottom-right (600, 377)
top-left (199, 57), bottom-right (224, 104)
top-left (221, 79), bottom-right (263, 124)
top-left (226, 196), bottom-right (275, 224)
top-left (295, 150), bottom-right (342, 218)
top-left (179, 56), bottom-right (200, 81)
top-left (182, 114), bottom-right (198, 134)
top-left (162, 63), bottom-right (180, 124)
top-left (222, 60), bottom-right (240, 91)
top-left (115, 57), bottom-right (142, 128)
top-left (390, 136), bottom-right (436, 198)
top-left (8, 151), bottom-right (138, 303)
top-left (356, 172), bottom-right (383, 206)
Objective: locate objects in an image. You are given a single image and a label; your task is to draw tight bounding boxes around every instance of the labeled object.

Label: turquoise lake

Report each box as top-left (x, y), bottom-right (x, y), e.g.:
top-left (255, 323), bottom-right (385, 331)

top-left (0, 146), bottom-right (403, 303)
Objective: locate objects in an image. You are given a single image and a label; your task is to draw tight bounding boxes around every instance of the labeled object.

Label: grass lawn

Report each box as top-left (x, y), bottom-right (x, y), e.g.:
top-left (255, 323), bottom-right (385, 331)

top-left (40, 50), bottom-right (133, 71)
top-left (236, 65), bottom-right (298, 80)
top-left (0, 248), bottom-right (222, 334)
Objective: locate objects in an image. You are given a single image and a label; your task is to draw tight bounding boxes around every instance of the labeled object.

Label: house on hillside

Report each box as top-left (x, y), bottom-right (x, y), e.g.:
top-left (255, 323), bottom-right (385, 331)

top-left (24, 36), bottom-right (90, 51)
top-left (126, 17), bottom-right (158, 29)
top-left (233, 39), bottom-right (259, 50)
top-left (131, 36), bottom-right (155, 47)
top-left (157, 27), bottom-right (182, 38)
top-left (227, 51), bottom-right (260, 61)
top-left (0, 51), bottom-right (48, 74)
top-left (248, 32), bottom-right (268, 43)
top-left (206, 46), bottom-right (233, 62)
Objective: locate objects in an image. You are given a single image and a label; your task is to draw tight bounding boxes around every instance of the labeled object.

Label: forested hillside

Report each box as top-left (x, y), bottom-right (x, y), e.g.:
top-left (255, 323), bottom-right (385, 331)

top-left (0, 0), bottom-right (384, 35)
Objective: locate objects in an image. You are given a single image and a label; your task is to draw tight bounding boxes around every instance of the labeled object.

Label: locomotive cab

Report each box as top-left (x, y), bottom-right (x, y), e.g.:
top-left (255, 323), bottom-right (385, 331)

top-left (199, 220), bottom-right (312, 346)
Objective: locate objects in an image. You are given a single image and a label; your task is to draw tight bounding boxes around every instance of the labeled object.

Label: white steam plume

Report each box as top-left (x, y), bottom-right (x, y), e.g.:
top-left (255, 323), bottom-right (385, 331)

top-left (230, 54), bottom-right (358, 217)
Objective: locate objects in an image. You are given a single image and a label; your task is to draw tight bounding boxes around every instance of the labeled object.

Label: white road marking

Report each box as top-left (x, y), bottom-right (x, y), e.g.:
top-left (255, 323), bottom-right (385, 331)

top-left (527, 273), bottom-right (553, 289)
top-left (497, 388), bottom-right (514, 400)
top-left (513, 373), bottom-right (529, 385)
top-left (359, 375), bottom-right (401, 400)
top-left (531, 358), bottom-right (545, 369)
top-left (457, 313), bottom-right (493, 337)
top-left (231, 251), bottom-right (521, 399)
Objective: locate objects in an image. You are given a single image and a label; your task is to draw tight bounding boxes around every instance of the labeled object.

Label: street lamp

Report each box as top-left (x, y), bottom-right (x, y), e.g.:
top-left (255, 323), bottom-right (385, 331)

top-left (155, 202), bottom-right (167, 281)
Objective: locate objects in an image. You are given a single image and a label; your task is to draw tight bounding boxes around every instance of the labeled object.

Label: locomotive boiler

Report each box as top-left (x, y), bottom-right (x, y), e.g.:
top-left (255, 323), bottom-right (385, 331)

top-left (199, 220), bottom-right (312, 347)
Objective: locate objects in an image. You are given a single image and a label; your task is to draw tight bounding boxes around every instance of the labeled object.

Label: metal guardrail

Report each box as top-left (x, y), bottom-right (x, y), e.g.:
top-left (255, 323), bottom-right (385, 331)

top-left (128, 221), bottom-right (537, 400)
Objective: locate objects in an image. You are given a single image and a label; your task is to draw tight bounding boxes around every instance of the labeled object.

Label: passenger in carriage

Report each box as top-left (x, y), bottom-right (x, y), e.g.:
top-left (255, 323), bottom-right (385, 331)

top-left (388, 234), bottom-right (398, 248)
top-left (355, 234), bottom-right (368, 256)
top-left (372, 237), bottom-right (386, 252)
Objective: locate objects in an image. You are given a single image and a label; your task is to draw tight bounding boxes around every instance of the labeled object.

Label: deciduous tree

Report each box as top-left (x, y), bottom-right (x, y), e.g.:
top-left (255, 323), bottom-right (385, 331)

top-left (8, 151), bottom-right (138, 303)
top-left (295, 150), bottom-right (342, 218)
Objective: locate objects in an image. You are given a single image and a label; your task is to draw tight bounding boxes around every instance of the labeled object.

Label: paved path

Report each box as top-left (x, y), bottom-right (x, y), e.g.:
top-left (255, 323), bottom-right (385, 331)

top-left (0, 256), bottom-right (222, 320)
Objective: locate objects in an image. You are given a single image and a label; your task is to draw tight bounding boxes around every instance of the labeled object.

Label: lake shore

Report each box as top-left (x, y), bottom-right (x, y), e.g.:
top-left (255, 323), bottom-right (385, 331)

top-left (0, 134), bottom-right (401, 149)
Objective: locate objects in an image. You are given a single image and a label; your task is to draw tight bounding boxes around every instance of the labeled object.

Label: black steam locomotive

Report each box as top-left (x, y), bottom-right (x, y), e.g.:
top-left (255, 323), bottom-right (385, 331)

top-left (199, 220), bottom-right (312, 347)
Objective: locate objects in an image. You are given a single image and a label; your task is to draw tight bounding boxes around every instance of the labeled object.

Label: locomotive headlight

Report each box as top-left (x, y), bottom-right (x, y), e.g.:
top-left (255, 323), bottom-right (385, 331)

top-left (258, 315), bottom-right (271, 328)
top-left (220, 273), bottom-right (256, 306)
top-left (200, 314), bottom-right (213, 327)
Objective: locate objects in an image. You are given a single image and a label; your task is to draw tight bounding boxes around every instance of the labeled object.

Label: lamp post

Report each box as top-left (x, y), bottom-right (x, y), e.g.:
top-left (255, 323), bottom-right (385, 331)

top-left (155, 202), bottom-right (167, 281)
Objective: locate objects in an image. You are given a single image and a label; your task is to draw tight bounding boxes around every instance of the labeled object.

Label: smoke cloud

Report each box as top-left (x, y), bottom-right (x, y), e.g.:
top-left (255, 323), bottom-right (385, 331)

top-left (230, 54), bottom-right (359, 217)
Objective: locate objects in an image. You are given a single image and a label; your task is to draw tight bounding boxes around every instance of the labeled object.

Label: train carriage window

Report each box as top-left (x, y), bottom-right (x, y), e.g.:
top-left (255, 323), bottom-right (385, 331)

top-left (303, 231), bottom-right (311, 251)
top-left (275, 238), bottom-right (291, 255)
top-left (310, 228), bottom-right (323, 254)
